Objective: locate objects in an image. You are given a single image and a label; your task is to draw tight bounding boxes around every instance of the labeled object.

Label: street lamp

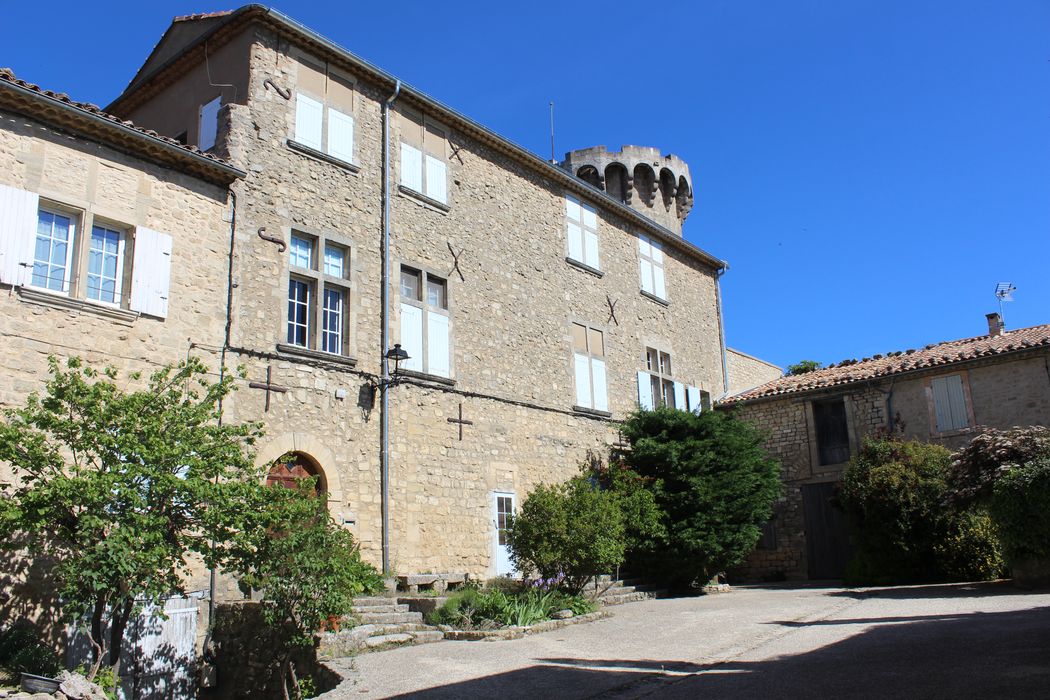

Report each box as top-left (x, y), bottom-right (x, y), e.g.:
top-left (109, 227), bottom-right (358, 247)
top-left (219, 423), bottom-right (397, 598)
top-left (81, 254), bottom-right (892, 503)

top-left (385, 343), bottom-right (409, 379)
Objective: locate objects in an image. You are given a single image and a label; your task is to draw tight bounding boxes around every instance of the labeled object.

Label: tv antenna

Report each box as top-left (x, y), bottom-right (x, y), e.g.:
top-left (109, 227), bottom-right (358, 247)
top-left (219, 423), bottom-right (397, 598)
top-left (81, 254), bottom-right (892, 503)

top-left (549, 101), bottom-right (556, 164)
top-left (994, 282), bottom-right (1016, 325)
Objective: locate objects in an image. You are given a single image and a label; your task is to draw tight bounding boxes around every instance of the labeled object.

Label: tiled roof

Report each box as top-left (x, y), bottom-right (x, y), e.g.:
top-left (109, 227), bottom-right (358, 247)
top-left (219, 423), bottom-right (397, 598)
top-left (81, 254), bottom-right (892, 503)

top-left (722, 323), bottom-right (1050, 405)
top-left (173, 10), bottom-right (235, 22)
top-left (0, 67), bottom-right (231, 168)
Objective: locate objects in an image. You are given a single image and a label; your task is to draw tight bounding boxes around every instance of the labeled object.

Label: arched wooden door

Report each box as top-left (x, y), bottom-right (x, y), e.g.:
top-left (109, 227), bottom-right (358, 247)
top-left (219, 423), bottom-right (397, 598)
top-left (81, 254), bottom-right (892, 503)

top-left (266, 453), bottom-right (325, 495)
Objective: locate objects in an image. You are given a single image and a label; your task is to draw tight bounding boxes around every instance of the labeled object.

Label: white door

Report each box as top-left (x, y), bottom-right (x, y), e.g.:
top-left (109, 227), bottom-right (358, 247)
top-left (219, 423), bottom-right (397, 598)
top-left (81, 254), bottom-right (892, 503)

top-left (493, 492), bottom-right (516, 576)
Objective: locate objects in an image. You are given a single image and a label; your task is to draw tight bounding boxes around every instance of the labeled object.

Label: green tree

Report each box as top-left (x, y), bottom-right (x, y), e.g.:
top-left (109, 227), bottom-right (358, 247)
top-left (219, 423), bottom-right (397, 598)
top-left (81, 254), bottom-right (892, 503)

top-left (786, 359), bottom-right (823, 376)
top-left (507, 476), bottom-right (625, 594)
top-left (0, 357), bottom-right (262, 685)
top-left (619, 407), bottom-right (780, 587)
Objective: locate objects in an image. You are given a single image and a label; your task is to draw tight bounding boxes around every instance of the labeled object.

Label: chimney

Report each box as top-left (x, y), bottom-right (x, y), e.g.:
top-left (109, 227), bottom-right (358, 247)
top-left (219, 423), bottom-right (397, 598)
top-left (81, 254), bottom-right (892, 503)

top-left (986, 312), bottom-right (1004, 337)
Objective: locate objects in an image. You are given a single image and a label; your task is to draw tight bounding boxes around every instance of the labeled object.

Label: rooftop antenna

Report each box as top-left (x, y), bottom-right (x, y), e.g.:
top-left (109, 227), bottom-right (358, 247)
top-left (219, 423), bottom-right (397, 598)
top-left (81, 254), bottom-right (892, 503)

top-left (994, 282), bottom-right (1016, 326)
top-left (549, 101), bottom-right (556, 164)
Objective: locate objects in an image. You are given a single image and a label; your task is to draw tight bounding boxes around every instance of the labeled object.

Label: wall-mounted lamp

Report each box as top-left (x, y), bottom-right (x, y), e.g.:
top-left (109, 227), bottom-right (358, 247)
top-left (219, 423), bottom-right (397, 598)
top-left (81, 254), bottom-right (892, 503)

top-left (385, 343), bottom-right (409, 378)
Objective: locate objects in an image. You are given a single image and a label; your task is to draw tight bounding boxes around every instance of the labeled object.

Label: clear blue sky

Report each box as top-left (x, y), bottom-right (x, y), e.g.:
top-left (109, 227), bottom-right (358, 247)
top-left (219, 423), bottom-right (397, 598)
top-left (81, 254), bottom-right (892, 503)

top-left (3, 1), bottom-right (1047, 369)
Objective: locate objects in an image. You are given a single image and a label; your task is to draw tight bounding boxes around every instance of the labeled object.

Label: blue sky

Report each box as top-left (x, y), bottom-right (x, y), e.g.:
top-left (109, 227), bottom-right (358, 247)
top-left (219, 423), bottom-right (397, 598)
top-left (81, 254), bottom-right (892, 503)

top-left (3, 1), bottom-right (1047, 369)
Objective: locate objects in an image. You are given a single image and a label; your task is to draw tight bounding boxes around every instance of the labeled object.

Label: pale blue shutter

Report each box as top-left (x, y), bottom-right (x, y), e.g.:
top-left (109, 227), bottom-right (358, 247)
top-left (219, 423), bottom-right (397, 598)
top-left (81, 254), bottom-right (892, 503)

top-left (425, 155), bottom-right (447, 203)
top-left (327, 108), bottom-right (354, 162)
top-left (582, 204), bottom-right (599, 269)
top-left (651, 241), bottom-right (666, 299)
top-left (198, 97), bottom-right (221, 151)
top-left (639, 237), bottom-right (654, 294)
top-left (637, 370), bottom-right (655, 410)
top-left (399, 303), bottom-right (423, 372)
top-left (942, 375), bottom-right (969, 430)
top-left (427, 311), bottom-right (450, 377)
top-left (400, 143), bottom-right (423, 192)
top-left (931, 376), bottom-right (954, 432)
top-left (592, 358), bottom-right (608, 411)
top-left (574, 353), bottom-right (592, 408)
top-left (567, 221), bottom-right (583, 262)
top-left (294, 93), bottom-right (323, 150)
top-left (687, 385), bottom-right (701, 413)
top-left (673, 381), bottom-right (686, 410)
top-left (0, 184), bottom-right (39, 285)
top-left (129, 227), bottom-right (173, 318)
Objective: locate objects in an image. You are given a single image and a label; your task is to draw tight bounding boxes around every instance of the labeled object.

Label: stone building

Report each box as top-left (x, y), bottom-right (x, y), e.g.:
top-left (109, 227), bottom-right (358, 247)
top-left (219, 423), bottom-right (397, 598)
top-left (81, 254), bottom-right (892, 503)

top-left (723, 314), bottom-right (1050, 581)
top-left (92, 5), bottom-right (739, 586)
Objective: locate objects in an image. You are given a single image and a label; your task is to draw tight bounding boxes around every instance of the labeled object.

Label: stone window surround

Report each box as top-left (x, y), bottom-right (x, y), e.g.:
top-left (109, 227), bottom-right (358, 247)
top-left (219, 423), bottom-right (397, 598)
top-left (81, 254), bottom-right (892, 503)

top-left (923, 369), bottom-right (977, 438)
top-left (569, 317), bottom-right (611, 417)
top-left (804, 393), bottom-right (858, 472)
top-left (643, 344), bottom-right (677, 409)
top-left (397, 259), bottom-right (453, 381)
top-left (282, 225), bottom-right (357, 360)
top-left (397, 107), bottom-right (452, 208)
top-left (289, 50), bottom-right (358, 166)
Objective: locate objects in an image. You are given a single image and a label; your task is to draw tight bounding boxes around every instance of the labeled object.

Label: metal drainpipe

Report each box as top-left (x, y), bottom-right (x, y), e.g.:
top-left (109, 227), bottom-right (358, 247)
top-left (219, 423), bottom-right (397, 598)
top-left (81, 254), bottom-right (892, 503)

top-left (715, 266), bottom-right (730, 400)
top-left (380, 80), bottom-right (401, 576)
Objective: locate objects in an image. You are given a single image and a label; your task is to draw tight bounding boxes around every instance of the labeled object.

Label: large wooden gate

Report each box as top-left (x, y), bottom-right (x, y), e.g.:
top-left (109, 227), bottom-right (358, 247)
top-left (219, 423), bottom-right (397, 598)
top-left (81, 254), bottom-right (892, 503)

top-left (801, 481), bottom-right (853, 580)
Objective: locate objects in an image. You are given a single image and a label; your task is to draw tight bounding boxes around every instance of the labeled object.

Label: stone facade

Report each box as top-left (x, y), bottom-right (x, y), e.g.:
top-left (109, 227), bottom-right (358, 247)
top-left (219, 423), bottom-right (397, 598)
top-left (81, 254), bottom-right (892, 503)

top-left (726, 347), bottom-right (782, 396)
top-left (104, 9), bottom-right (729, 587)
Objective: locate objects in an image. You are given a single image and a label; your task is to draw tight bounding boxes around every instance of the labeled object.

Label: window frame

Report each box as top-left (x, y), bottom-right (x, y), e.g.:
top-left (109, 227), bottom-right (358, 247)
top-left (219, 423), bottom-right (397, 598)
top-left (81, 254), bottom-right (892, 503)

top-left (398, 264), bottom-right (452, 378)
top-left (645, 346), bottom-right (677, 409)
top-left (571, 321), bottom-right (609, 414)
top-left (31, 204), bottom-right (78, 295)
top-left (284, 228), bottom-right (353, 357)
top-left (811, 396), bottom-right (852, 466)
top-left (565, 194), bottom-right (600, 273)
top-left (638, 233), bottom-right (668, 302)
top-left (84, 220), bottom-right (128, 308)
top-left (398, 108), bottom-right (451, 206)
top-left (925, 371), bottom-right (976, 436)
top-left (291, 56), bottom-right (358, 166)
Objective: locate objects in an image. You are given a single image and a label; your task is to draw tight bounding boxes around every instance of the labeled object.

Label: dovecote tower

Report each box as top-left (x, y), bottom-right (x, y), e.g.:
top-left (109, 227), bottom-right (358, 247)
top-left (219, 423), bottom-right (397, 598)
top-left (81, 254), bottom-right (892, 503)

top-left (560, 145), bottom-right (694, 235)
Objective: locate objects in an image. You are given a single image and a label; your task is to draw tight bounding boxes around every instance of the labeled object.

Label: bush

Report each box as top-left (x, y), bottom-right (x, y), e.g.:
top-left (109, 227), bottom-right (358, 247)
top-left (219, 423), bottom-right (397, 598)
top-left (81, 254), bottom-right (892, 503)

top-left (618, 408), bottom-right (780, 587)
top-left (947, 426), bottom-right (1050, 506)
top-left (429, 587), bottom-right (595, 629)
top-left (0, 623), bottom-right (60, 680)
top-left (506, 476), bottom-right (625, 594)
top-left (840, 437), bottom-right (1002, 584)
top-left (989, 457), bottom-right (1050, 562)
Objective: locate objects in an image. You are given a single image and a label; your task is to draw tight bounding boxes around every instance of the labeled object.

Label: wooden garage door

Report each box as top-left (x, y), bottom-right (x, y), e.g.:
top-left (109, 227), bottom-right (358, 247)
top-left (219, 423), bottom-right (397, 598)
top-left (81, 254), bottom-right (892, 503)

top-left (801, 481), bottom-right (853, 580)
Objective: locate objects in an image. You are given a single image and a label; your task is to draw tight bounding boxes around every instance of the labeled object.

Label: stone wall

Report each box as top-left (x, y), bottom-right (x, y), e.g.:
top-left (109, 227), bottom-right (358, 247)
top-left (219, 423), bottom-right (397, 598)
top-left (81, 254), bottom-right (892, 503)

top-left (726, 347), bottom-right (782, 396)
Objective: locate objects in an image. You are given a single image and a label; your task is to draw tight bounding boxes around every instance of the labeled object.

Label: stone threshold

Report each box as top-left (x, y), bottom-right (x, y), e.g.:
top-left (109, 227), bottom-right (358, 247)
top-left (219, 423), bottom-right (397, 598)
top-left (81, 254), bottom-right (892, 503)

top-left (437, 610), bottom-right (610, 641)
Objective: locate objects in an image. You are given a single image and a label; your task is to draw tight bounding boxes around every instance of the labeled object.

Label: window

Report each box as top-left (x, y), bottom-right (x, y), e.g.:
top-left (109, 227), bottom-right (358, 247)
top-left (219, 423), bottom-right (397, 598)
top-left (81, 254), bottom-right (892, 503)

top-left (198, 96), bottom-right (221, 151)
top-left (399, 266), bottom-right (450, 377)
top-left (399, 110), bottom-right (448, 204)
top-left (929, 373), bottom-right (972, 433)
top-left (293, 58), bottom-right (355, 163)
top-left (638, 234), bottom-right (666, 300)
top-left (636, 347), bottom-right (706, 411)
top-left (285, 231), bottom-right (351, 355)
top-left (565, 195), bottom-right (599, 270)
top-left (571, 322), bottom-right (608, 412)
top-left (0, 185), bottom-right (172, 317)
top-left (813, 398), bottom-right (850, 466)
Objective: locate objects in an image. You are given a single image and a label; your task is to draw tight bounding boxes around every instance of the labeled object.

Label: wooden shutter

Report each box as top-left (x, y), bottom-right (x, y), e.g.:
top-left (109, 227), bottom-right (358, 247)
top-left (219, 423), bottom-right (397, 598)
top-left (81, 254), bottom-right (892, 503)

top-left (129, 226), bottom-right (173, 318)
top-left (327, 108), bottom-right (354, 162)
top-left (566, 220), bottom-right (583, 262)
top-left (637, 370), bottom-right (654, 410)
top-left (591, 358), bottom-right (608, 411)
top-left (584, 228), bottom-right (599, 269)
top-left (427, 311), bottom-right (450, 377)
top-left (932, 375), bottom-right (969, 431)
top-left (639, 258), bottom-right (654, 294)
top-left (673, 381), bottom-right (686, 410)
top-left (0, 184), bottom-right (39, 286)
top-left (198, 97), bottom-right (221, 151)
top-left (651, 240), bottom-right (666, 298)
top-left (687, 385), bottom-right (701, 412)
top-left (574, 353), bottom-right (592, 408)
top-left (425, 155), bottom-right (447, 203)
top-left (400, 142), bottom-right (423, 192)
top-left (399, 303), bottom-right (423, 372)
top-left (294, 93), bottom-right (323, 150)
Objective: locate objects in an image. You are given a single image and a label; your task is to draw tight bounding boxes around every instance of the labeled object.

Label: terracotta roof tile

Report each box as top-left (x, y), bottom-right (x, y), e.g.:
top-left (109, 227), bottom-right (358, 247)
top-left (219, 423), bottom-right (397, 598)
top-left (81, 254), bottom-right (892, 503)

top-left (173, 10), bottom-right (235, 23)
top-left (722, 323), bottom-right (1050, 405)
top-left (0, 66), bottom-right (231, 167)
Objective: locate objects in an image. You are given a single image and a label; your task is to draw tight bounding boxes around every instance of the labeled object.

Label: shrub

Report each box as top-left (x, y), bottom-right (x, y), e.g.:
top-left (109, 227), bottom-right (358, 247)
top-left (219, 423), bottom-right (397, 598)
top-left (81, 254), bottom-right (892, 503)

top-left (840, 437), bottom-right (1002, 584)
top-left (989, 457), bottom-right (1050, 562)
top-left (618, 408), bottom-right (780, 587)
top-left (506, 477), bottom-right (625, 594)
top-left (947, 426), bottom-right (1050, 506)
top-left (429, 587), bottom-right (595, 629)
top-left (0, 623), bottom-right (60, 680)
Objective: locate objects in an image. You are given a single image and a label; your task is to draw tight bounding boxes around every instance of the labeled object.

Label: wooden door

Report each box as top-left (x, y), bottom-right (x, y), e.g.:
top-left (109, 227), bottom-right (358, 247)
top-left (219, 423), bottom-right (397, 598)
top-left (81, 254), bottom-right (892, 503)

top-left (801, 481), bottom-right (852, 580)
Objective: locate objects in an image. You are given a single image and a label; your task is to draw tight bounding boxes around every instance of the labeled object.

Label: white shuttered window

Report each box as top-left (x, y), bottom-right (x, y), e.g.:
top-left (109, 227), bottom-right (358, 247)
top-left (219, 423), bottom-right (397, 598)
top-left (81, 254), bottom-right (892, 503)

top-left (0, 185), bottom-right (40, 286)
top-left (638, 234), bottom-right (666, 300)
top-left (572, 323), bottom-right (608, 412)
top-left (400, 266), bottom-right (450, 377)
top-left (565, 195), bottom-right (599, 270)
top-left (400, 110), bottom-right (450, 205)
top-left (129, 227), bottom-right (173, 318)
top-left (931, 374), bottom-right (971, 432)
top-left (292, 60), bottom-right (356, 163)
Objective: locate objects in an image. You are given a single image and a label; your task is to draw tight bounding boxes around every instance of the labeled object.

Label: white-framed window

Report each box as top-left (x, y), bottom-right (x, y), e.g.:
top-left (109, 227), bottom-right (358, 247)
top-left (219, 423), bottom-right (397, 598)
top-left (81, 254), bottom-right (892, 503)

top-left (638, 234), bottom-right (666, 300)
top-left (0, 186), bottom-right (172, 317)
top-left (636, 347), bottom-right (706, 411)
top-left (928, 373), bottom-right (973, 433)
top-left (565, 195), bottom-right (599, 270)
top-left (198, 96), bottom-right (221, 151)
top-left (571, 322), bottom-right (608, 412)
top-left (285, 231), bottom-right (351, 354)
top-left (399, 110), bottom-right (449, 205)
top-left (293, 57), bottom-right (356, 163)
top-left (399, 266), bottom-right (450, 377)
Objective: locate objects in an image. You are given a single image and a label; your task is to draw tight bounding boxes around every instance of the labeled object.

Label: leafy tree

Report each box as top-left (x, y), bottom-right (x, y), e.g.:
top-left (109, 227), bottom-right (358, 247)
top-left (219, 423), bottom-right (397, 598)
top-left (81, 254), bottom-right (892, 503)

top-left (946, 426), bottom-right (1050, 506)
top-left (222, 481), bottom-right (384, 700)
top-left (989, 457), bottom-right (1050, 564)
top-left (786, 359), bottom-right (823, 376)
top-left (619, 408), bottom-right (780, 587)
top-left (583, 454), bottom-right (665, 556)
top-left (0, 357), bottom-right (262, 685)
top-left (507, 476), bottom-right (625, 595)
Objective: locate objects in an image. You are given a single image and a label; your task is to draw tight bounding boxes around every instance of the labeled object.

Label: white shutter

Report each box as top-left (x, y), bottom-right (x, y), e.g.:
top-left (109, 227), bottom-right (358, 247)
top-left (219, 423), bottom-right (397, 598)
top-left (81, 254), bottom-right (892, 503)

top-left (653, 262), bottom-right (666, 299)
top-left (581, 204), bottom-right (597, 231)
top-left (425, 155), bottom-right (447, 203)
top-left (565, 196), bottom-right (581, 222)
top-left (294, 93), bottom-right (323, 150)
top-left (650, 240), bottom-right (664, 263)
top-left (944, 375), bottom-right (969, 430)
top-left (574, 353), bottom-right (593, 408)
top-left (0, 185), bottom-right (39, 286)
top-left (129, 227), bottom-right (173, 318)
top-left (327, 108), bottom-right (355, 162)
top-left (584, 229), bottom-right (600, 269)
top-left (673, 381), bottom-right (687, 410)
top-left (399, 303), bottom-right (423, 372)
top-left (638, 235), bottom-right (652, 258)
top-left (930, 377), bottom-right (953, 432)
top-left (591, 358), bottom-right (608, 412)
top-left (198, 97), bottom-right (221, 151)
top-left (427, 311), bottom-right (450, 378)
top-left (400, 142), bottom-right (423, 192)
top-left (566, 221), bottom-right (583, 262)
top-left (637, 370), bottom-right (655, 410)
top-left (687, 385), bottom-right (701, 413)
top-left (639, 259), bottom-right (654, 294)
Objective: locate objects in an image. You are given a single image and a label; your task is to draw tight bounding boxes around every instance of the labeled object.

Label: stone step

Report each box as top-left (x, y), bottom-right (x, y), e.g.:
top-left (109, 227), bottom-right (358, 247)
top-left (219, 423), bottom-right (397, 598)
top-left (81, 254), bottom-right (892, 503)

top-left (351, 603), bottom-right (410, 614)
top-left (353, 596), bottom-right (400, 606)
top-left (599, 590), bottom-right (666, 606)
top-left (409, 630), bottom-right (445, 645)
top-left (354, 611), bottom-right (425, 625)
top-left (365, 633), bottom-right (413, 648)
top-left (597, 585), bottom-right (638, 597)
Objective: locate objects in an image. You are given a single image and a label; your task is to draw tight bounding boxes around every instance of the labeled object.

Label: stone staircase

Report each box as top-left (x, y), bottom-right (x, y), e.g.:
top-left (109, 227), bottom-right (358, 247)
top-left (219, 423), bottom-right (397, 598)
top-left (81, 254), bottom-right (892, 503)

top-left (317, 596), bottom-right (444, 657)
top-left (588, 574), bottom-right (667, 606)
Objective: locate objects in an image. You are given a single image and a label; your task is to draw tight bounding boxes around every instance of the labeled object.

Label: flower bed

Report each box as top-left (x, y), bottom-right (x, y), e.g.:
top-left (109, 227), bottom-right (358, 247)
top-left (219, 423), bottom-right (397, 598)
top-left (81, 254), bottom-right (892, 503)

top-left (427, 582), bottom-right (598, 632)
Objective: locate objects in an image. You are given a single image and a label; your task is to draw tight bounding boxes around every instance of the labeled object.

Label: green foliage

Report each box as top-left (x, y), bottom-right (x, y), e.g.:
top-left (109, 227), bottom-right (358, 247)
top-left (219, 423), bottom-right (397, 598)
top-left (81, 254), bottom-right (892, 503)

top-left (298, 675), bottom-right (317, 699)
top-left (989, 457), bottom-right (1050, 562)
top-left (506, 476), bottom-right (625, 594)
top-left (584, 455), bottom-right (666, 555)
top-left (429, 587), bottom-right (595, 629)
top-left (947, 426), bottom-right (1050, 506)
top-left (0, 356), bottom-right (262, 680)
top-left (75, 664), bottom-right (118, 700)
top-left (0, 623), bottom-right (60, 681)
top-left (618, 407), bottom-right (780, 586)
top-left (786, 360), bottom-right (823, 376)
top-left (840, 437), bottom-right (1003, 584)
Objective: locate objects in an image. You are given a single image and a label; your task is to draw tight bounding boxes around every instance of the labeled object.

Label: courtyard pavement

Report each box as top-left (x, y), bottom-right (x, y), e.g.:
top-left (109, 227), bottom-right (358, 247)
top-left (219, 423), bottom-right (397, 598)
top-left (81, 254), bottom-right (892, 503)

top-left (340, 581), bottom-right (1050, 699)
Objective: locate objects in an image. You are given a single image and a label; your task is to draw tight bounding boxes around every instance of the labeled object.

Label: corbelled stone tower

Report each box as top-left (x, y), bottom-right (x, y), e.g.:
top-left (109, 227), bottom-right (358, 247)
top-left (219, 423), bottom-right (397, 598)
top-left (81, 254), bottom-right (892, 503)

top-left (560, 145), bottom-right (694, 235)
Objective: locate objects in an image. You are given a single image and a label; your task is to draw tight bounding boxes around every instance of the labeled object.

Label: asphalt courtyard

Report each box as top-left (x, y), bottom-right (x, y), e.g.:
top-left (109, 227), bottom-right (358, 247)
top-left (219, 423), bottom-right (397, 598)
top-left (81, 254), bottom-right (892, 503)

top-left (339, 582), bottom-right (1050, 699)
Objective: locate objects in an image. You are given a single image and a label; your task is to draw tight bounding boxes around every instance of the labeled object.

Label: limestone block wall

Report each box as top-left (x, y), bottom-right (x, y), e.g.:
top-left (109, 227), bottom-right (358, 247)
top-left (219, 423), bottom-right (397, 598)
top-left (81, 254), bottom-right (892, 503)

top-left (727, 347), bottom-right (782, 396)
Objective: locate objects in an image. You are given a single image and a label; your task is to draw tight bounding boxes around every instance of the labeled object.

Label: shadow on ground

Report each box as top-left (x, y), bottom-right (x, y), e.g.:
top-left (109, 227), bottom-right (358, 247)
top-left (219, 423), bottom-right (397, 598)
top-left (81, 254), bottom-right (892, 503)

top-left (388, 586), bottom-right (1050, 699)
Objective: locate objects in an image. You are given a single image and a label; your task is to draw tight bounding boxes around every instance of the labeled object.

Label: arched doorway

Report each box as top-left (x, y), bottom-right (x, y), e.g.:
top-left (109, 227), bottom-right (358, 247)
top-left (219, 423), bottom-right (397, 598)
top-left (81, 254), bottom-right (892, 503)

top-left (266, 452), bottom-right (326, 496)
